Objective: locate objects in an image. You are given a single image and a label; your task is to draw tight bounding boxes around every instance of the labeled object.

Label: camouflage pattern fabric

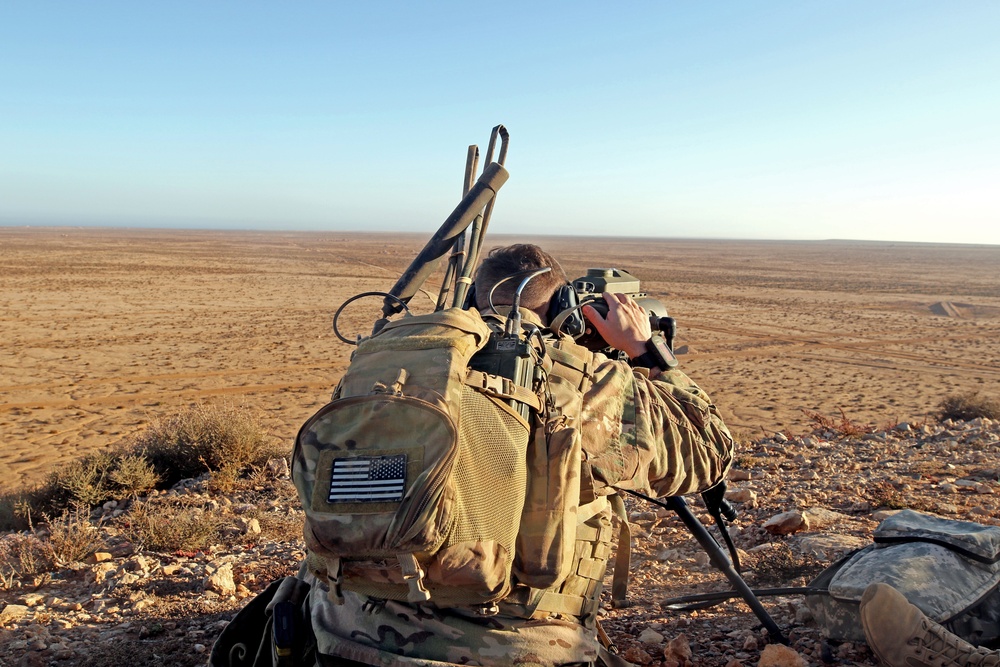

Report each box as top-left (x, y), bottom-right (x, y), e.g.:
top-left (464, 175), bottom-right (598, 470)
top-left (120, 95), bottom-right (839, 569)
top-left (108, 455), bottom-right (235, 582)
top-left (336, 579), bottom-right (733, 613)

top-left (303, 311), bottom-right (735, 667)
top-left (806, 510), bottom-right (1000, 644)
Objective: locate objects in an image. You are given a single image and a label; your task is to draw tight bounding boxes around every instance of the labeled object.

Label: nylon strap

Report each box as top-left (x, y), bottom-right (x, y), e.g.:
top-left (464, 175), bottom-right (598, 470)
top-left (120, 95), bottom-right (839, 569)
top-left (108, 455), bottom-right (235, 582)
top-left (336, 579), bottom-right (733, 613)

top-left (533, 590), bottom-right (586, 616)
top-left (609, 494), bottom-right (632, 607)
top-left (465, 369), bottom-right (543, 411)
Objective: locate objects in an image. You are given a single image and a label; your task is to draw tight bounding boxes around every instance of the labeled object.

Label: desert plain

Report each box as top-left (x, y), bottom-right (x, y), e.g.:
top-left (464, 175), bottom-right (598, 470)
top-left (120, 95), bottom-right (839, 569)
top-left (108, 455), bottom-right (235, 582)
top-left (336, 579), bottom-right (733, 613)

top-left (2, 227), bottom-right (1000, 492)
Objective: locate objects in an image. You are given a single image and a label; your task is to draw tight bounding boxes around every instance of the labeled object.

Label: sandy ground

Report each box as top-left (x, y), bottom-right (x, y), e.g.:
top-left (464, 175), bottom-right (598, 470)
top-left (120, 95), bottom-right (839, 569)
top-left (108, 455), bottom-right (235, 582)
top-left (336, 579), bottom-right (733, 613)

top-left (2, 227), bottom-right (999, 491)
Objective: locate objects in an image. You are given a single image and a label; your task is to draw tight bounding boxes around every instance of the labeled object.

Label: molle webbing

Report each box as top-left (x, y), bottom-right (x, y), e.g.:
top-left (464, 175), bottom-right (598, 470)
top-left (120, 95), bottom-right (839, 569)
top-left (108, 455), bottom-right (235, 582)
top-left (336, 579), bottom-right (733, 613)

top-left (465, 369), bottom-right (542, 413)
top-left (547, 342), bottom-right (593, 392)
top-left (501, 501), bottom-right (615, 622)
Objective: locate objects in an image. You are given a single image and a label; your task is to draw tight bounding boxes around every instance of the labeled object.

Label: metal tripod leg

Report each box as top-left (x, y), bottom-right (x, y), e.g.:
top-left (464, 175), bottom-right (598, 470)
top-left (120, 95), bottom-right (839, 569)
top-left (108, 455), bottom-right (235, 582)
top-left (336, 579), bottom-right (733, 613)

top-left (665, 496), bottom-right (788, 645)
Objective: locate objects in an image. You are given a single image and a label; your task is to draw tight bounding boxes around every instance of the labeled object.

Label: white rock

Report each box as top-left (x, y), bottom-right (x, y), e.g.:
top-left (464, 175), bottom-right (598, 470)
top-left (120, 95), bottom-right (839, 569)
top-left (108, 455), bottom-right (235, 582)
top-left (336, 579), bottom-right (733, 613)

top-left (0, 603), bottom-right (29, 626)
top-left (21, 593), bottom-right (44, 607)
top-left (801, 507), bottom-right (849, 529)
top-left (204, 563), bottom-right (237, 596)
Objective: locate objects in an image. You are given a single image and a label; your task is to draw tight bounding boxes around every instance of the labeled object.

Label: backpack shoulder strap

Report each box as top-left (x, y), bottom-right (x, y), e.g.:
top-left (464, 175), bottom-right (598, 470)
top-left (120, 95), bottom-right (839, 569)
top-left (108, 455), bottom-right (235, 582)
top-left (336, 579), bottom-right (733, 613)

top-left (608, 493), bottom-right (632, 607)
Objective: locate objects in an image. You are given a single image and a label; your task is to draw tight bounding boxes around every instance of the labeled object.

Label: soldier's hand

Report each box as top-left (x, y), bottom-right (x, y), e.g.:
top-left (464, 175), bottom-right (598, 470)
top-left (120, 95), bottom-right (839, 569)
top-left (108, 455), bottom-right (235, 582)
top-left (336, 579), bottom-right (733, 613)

top-left (582, 292), bottom-right (652, 359)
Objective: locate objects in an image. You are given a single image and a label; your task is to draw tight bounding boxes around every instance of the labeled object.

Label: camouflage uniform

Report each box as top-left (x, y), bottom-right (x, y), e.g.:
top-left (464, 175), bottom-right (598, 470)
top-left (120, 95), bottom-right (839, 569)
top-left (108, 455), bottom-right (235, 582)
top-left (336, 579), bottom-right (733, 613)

top-left (301, 311), bottom-right (735, 667)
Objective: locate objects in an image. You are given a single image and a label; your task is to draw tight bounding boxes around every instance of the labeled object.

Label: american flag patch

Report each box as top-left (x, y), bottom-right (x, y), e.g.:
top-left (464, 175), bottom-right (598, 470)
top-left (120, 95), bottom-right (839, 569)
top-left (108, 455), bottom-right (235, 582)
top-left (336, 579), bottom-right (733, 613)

top-left (327, 454), bottom-right (407, 503)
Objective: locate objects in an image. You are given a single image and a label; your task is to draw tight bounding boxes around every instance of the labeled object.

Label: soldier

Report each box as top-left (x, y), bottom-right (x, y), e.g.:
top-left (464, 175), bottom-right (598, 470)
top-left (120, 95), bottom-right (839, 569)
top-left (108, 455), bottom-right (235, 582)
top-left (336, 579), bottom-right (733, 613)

top-left (213, 243), bottom-right (735, 667)
top-left (861, 583), bottom-right (1000, 667)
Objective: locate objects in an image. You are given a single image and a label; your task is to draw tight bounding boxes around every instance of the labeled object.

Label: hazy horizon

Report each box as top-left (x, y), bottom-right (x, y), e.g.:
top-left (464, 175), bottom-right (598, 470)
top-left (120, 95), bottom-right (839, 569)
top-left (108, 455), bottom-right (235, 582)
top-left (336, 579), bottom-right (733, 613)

top-left (6, 223), bottom-right (999, 249)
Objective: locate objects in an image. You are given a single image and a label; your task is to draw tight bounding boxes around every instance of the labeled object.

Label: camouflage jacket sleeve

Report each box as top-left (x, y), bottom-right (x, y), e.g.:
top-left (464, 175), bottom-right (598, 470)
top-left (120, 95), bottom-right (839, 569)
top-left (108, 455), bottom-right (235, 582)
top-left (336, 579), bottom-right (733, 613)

top-left (580, 356), bottom-right (735, 498)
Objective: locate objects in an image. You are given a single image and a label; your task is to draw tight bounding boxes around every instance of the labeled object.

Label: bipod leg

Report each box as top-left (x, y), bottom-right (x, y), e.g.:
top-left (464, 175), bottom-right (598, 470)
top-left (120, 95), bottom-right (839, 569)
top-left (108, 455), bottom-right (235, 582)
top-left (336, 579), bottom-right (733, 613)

top-left (665, 496), bottom-right (788, 645)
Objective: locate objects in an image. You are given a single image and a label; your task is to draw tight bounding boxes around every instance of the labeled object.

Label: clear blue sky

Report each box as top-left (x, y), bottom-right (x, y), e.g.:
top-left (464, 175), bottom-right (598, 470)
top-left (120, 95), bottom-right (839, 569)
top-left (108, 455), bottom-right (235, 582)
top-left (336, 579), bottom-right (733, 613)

top-left (2, 2), bottom-right (997, 244)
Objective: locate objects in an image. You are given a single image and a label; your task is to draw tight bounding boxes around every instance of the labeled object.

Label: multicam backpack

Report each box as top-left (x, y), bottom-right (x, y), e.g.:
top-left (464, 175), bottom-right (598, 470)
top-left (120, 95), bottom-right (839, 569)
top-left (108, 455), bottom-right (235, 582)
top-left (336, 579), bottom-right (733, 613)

top-left (291, 307), bottom-right (594, 611)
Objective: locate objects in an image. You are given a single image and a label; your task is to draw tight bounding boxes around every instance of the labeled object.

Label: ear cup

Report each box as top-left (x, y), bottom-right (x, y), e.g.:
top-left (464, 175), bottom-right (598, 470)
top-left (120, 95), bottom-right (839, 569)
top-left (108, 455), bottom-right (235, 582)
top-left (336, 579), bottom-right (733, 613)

top-left (548, 284), bottom-right (585, 336)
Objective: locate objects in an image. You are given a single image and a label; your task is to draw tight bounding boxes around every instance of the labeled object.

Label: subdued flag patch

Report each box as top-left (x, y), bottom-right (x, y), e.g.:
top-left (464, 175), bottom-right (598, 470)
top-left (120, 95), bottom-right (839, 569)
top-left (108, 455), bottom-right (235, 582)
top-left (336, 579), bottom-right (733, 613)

top-left (327, 454), bottom-right (407, 502)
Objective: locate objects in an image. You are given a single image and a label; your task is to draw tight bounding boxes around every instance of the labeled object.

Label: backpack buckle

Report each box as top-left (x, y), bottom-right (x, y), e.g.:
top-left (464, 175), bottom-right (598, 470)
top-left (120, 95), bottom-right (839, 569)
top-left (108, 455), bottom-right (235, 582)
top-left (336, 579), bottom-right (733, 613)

top-left (326, 557), bottom-right (345, 605)
top-left (473, 603), bottom-right (500, 616)
top-left (397, 553), bottom-right (431, 603)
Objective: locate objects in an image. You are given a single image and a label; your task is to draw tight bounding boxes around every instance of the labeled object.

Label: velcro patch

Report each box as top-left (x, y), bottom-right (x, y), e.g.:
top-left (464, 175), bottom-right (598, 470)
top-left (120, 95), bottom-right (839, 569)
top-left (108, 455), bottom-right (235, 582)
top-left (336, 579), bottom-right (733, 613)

top-left (327, 454), bottom-right (407, 503)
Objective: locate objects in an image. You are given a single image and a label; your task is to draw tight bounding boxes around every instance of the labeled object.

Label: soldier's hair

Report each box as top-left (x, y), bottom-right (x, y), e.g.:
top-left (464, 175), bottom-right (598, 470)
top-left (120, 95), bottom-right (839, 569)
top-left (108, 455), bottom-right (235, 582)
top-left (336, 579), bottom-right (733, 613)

top-left (474, 244), bottom-right (568, 313)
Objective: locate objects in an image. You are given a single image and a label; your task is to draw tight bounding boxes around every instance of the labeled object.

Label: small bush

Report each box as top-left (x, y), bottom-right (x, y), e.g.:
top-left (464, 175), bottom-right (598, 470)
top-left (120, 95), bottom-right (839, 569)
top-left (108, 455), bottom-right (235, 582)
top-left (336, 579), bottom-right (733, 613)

top-left (865, 480), bottom-right (907, 510)
top-left (54, 450), bottom-right (117, 507)
top-left (938, 392), bottom-right (1000, 422)
top-left (11, 449), bottom-right (163, 524)
top-left (120, 498), bottom-right (224, 552)
top-left (0, 532), bottom-right (55, 577)
top-left (108, 454), bottom-right (160, 496)
top-left (132, 404), bottom-right (280, 485)
top-left (46, 504), bottom-right (105, 566)
top-left (803, 408), bottom-right (875, 438)
top-left (1, 403), bottom-right (280, 531)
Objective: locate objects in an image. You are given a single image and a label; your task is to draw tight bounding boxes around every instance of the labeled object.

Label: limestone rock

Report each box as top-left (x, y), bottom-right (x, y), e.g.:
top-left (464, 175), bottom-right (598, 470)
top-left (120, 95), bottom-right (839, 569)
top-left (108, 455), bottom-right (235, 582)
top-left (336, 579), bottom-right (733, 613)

top-left (21, 593), bottom-right (44, 607)
top-left (623, 646), bottom-right (653, 664)
top-left (266, 457), bottom-right (290, 478)
top-left (0, 604), bottom-right (29, 627)
top-left (757, 643), bottom-right (807, 667)
top-left (638, 627), bottom-right (664, 644)
top-left (204, 563), bottom-right (236, 596)
top-left (763, 510), bottom-right (807, 535)
top-left (726, 488), bottom-right (757, 503)
top-left (801, 507), bottom-right (850, 529)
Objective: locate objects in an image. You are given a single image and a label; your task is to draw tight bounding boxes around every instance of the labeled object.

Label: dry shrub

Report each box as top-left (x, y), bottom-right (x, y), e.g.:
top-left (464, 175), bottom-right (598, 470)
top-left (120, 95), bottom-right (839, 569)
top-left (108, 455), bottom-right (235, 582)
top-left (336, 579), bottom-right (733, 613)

top-left (132, 404), bottom-right (281, 486)
top-left (2, 404), bottom-right (279, 530)
top-left (803, 408), bottom-right (875, 438)
top-left (734, 454), bottom-right (770, 470)
top-left (50, 449), bottom-right (117, 507)
top-left (0, 492), bottom-right (29, 532)
top-left (108, 454), bottom-right (160, 496)
top-left (255, 510), bottom-right (305, 544)
top-left (938, 392), bottom-right (1000, 422)
top-left (120, 498), bottom-right (224, 552)
top-left (865, 480), bottom-right (907, 510)
top-left (46, 504), bottom-right (105, 565)
top-left (6, 449), bottom-right (163, 527)
top-left (0, 532), bottom-right (55, 578)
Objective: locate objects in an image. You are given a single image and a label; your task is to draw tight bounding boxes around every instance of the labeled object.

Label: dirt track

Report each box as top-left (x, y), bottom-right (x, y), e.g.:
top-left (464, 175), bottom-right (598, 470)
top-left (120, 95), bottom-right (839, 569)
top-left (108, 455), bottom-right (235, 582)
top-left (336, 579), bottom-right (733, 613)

top-left (3, 228), bottom-right (999, 490)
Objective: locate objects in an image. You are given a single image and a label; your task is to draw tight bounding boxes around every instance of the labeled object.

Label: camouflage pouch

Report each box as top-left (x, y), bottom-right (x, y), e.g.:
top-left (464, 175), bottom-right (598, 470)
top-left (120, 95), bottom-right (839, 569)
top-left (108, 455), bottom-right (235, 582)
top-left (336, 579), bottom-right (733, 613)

top-left (514, 339), bottom-right (593, 590)
top-left (806, 509), bottom-right (1000, 645)
top-left (292, 308), bottom-right (534, 609)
